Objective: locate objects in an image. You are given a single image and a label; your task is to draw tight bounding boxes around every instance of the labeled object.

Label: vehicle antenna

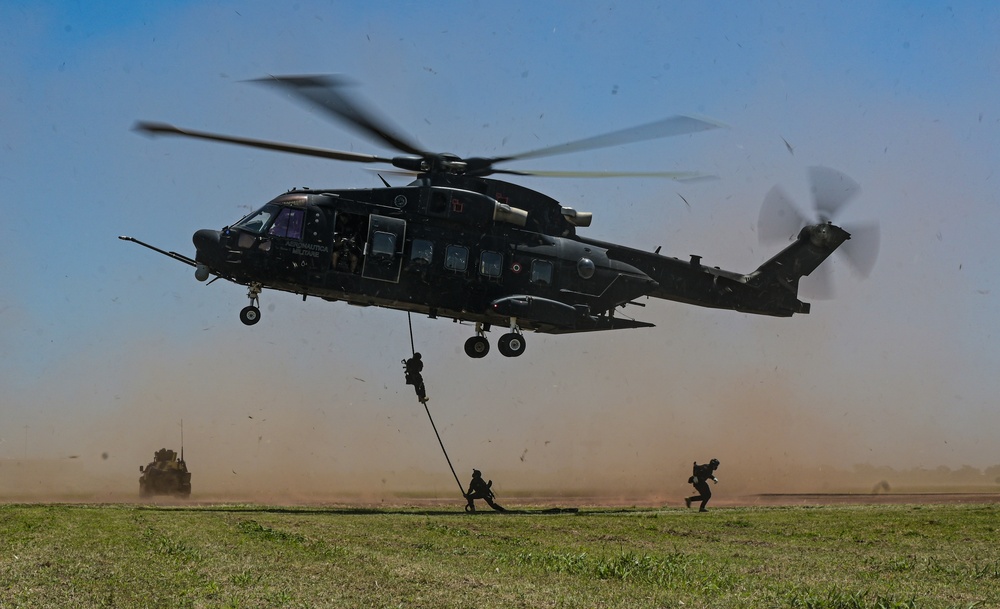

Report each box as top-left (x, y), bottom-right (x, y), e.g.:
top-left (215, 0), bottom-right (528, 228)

top-left (180, 419), bottom-right (184, 463)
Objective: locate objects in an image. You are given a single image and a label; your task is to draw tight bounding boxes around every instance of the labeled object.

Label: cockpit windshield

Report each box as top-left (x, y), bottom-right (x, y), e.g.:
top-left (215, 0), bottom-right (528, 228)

top-left (268, 207), bottom-right (305, 239)
top-left (233, 204), bottom-right (279, 234)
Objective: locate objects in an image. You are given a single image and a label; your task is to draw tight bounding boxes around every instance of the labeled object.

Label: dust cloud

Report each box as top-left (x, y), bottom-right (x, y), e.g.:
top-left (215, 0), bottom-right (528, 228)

top-left (2, 318), bottom-right (997, 505)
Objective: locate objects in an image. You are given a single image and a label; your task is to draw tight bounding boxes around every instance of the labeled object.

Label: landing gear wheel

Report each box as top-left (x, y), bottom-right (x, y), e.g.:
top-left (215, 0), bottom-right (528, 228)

top-left (240, 305), bottom-right (261, 326)
top-left (498, 333), bottom-right (526, 357)
top-left (464, 336), bottom-right (490, 358)
top-left (242, 283), bottom-right (263, 326)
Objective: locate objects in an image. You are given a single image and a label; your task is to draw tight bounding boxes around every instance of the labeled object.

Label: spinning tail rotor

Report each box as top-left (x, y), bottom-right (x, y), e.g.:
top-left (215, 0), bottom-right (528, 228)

top-left (758, 166), bottom-right (880, 298)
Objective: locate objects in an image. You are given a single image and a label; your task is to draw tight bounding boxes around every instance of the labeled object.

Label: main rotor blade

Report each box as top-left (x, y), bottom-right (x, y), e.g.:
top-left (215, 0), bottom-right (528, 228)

top-left (133, 121), bottom-right (394, 165)
top-left (493, 115), bottom-right (726, 164)
top-left (758, 185), bottom-right (808, 243)
top-left (809, 165), bottom-right (860, 221)
top-left (491, 168), bottom-right (713, 180)
top-left (248, 74), bottom-right (427, 157)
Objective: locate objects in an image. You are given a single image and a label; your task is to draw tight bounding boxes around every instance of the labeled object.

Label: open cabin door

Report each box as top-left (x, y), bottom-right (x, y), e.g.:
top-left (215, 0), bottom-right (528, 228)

top-left (361, 215), bottom-right (406, 282)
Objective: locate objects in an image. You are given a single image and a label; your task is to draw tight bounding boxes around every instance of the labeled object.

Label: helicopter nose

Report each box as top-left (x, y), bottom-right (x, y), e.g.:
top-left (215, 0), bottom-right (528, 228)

top-left (193, 229), bottom-right (225, 273)
top-left (193, 228), bottom-right (221, 253)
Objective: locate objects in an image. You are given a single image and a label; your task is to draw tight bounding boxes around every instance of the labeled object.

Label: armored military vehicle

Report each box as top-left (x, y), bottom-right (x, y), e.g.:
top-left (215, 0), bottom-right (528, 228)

top-left (139, 448), bottom-right (191, 498)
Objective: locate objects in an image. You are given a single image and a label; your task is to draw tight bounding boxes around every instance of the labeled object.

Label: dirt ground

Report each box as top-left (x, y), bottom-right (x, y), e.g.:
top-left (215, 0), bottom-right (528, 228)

top-left (2, 494), bottom-right (998, 509)
top-left (272, 493), bottom-right (1000, 510)
top-left (444, 493), bottom-right (1000, 510)
top-left (717, 493), bottom-right (1000, 507)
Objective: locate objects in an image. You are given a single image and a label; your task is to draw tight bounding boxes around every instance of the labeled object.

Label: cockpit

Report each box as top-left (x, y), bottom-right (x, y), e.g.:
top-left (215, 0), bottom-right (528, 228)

top-left (232, 203), bottom-right (307, 240)
top-left (233, 204), bottom-right (278, 234)
top-left (231, 193), bottom-right (308, 239)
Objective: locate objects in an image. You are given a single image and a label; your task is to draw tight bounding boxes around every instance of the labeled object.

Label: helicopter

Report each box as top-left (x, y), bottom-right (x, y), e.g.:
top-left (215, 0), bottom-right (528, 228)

top-left (122, 75), bottom-right (878, 358)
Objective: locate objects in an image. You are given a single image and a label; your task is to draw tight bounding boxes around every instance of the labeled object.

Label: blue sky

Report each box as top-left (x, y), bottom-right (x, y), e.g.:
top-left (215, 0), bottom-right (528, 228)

top-left (1, 1), bottom-right (998, 498)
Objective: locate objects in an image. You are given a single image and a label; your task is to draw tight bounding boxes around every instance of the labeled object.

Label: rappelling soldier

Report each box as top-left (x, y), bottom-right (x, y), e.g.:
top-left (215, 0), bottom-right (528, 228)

top-left (403, 352), bottom-right (428, 403)
top-left (465, 469), bottom-right (506, 513)
top-left (684, 458), bottom-right (720, 512)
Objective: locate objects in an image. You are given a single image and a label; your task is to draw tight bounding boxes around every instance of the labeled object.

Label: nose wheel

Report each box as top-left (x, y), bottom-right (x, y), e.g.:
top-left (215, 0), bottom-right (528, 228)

top-left (240, 283), bottom-right (263, 326)
top-left (240, 305), bottom-right (261, 325)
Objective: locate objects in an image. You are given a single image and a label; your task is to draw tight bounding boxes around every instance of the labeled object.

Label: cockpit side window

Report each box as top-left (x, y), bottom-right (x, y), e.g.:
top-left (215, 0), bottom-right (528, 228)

top-left (268, 207), bottom-right (306, 239)
top-left (233, 204), bottom-right (279, 234)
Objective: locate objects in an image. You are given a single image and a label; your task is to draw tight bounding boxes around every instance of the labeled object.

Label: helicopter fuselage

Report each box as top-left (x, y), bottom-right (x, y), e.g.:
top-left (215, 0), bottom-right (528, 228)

top-left (122, 174), bottom-right (849, 358)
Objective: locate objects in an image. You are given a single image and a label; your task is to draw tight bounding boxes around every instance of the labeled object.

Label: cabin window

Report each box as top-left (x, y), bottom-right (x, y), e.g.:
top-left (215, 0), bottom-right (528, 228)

top-left (234, 204), bottom-right (279, 234)
top-left (530, 260), bottom-right (553, 286)
top-left (370, 231), bottom-right (397, 261)
top-left (479, 251), bottom-right (503, 278)
top-left (268, 207), bottom-right (306, 239)
top-left (445, 245), bottom-right (469, 272)
top-left (410, 239), bottom-right (433, 265)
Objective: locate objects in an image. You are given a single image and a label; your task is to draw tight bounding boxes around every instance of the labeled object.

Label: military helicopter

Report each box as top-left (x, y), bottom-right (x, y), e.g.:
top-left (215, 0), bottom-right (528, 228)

top-left (122, 75), bottom-right (878, 358)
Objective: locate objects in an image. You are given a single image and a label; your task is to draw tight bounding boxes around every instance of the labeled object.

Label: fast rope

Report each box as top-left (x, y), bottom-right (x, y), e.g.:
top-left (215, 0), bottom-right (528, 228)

top-left (407, 312), bottom-right (465, 496)
top-left (407, 310), bottom-right (415, 356)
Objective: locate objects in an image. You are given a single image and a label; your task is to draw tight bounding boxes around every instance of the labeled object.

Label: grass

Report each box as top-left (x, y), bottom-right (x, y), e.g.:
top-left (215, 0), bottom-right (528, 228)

top-left (0, 502), bottom-right (997, 608)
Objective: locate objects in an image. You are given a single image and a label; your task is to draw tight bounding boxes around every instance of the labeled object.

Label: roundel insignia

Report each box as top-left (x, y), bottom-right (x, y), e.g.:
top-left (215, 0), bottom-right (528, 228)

top-left (511, 262), bottom-right (523, 273)
top-left (394, 195), bottom-right (407, 208)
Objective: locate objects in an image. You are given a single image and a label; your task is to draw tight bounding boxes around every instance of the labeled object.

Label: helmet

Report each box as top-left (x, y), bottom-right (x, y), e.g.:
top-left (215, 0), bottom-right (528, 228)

top-left (710, 458), bottom-right (720, 467)
top-left (413, 352), bottom-right (422, 359)
top-left (472, 469), bottom-right (481, 477)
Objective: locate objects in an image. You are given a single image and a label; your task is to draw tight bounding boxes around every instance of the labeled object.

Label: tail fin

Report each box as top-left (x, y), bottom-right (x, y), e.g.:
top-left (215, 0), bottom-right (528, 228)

top-left (745, 223), bottom-right (850, 300)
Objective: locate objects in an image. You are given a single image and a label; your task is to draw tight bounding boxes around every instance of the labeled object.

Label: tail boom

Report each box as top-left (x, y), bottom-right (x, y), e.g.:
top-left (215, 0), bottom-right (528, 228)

top-left (599, 222), bottom-right (850, 317)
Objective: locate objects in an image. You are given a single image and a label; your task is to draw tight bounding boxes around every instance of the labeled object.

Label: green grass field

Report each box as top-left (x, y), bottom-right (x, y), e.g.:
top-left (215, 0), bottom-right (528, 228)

top-left (1, 502), bottom-right (997, 608)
